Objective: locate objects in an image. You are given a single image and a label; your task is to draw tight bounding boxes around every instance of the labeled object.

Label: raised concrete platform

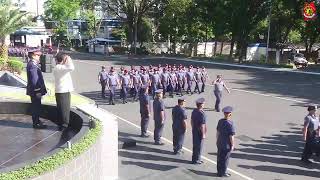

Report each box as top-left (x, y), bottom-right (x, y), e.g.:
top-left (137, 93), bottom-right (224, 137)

top-left (0, 114), bottom-right (75, 170)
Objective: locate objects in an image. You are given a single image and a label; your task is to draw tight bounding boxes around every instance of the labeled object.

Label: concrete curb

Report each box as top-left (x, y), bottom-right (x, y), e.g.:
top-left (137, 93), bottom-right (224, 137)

top-left (148, 56), bottom-right (320, 76)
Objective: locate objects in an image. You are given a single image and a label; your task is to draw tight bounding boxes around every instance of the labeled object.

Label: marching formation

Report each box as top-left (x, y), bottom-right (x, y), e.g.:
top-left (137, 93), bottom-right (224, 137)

top-left (97, 64), bottom-right (234, 177)
top-left (98, 64), bottom-right (209, 103)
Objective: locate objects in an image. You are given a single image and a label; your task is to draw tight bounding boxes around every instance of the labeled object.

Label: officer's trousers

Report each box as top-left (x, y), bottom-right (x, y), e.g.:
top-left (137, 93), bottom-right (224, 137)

top-left (214, 90), bottom-right (222, 111)
top-left (121, 85), bottom-right (129, 102)
top-left (194, 81), bottom-right (201, 93)
top-left (201, 81), bottom-right (206, 92)
top-left (101, 82), bottom-right (106, 98)
top-left (154, 120), bottom-right (164, 143)
top-left (217, 149), bottom-right (231, 176)
top-left (55, 92), bottom-right (71, 127)
top-left (30, 95), bottom-right (41, 125)
top-left (177, 81), bottom-right (183, 95)
top-left (151, 83), bottom-right (158, 99)
top-left (302, 131), bottom-right (316, 161)
top-left (169, 83), bottom-right (176, 96)
top-left (140, 114), bottom-right (149, 136)
top-left (173, 129), bottom-right (185, 153)
top-left (109, 86), bottom-right (116, 103)
top-left (162, 82), bottom-right (168, 96)
top-left (133, 84), bottom-right (140, 100)
top-left (187, 81), bottom-right (193, 94)
top-left (192, 132), bottom-right (203, 162)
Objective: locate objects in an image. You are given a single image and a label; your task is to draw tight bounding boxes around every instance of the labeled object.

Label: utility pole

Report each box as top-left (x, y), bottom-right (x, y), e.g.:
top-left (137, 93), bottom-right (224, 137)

top-left (266, 0), bottom-right (272, 63)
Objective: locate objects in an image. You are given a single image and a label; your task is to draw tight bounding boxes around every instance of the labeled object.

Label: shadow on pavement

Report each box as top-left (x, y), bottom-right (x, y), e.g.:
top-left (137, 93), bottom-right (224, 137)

top-left (208, 124), bottom-right (320, 178)
top-left (122, 160), bottom-right (177, 171)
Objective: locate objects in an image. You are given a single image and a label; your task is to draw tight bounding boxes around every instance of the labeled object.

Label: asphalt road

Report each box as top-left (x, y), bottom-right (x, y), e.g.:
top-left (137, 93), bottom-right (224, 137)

top-left (63, 52), bottom-right (320, 180)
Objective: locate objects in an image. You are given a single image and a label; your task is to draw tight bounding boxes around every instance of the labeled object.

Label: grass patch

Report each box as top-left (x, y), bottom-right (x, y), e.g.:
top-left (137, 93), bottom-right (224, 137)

top-left (0, 119), bottom-right (102, 180)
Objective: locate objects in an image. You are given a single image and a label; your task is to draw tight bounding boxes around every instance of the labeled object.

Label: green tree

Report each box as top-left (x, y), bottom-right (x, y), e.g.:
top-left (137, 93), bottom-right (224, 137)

top-left (44, 0), bottom-right (81, 45)
top-left (0, 0), bottom-right (30, 62)
top-left (158, 0), bottom-right (191, 54)
top-left (105, 0), bottom-right (160, 53)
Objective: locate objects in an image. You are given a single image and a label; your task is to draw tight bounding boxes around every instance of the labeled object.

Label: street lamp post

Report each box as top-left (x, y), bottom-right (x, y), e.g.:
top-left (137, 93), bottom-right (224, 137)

top-left (266, 0), bottom-right (272, 63)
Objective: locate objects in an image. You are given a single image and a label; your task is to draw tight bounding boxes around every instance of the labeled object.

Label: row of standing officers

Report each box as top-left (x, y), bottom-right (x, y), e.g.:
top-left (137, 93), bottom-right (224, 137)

top-left (98, 64), bottom-right (209, 102)
top-left (98, 64), bottom-right (230, 112)
top-left (139, 84), bottom-right (235, 178)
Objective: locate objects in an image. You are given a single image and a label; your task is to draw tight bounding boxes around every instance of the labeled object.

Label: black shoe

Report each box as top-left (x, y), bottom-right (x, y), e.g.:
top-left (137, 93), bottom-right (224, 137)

top-left (33, 123), bottom-right (47, 129)
top-left (58, 126), bottom-right (64, 131)
top-left (140, 134), bottom-right (150, 138)
top-left (154, 142), bottom-right (165, 145)
top-left (112, 102), bottom-right (115, 105)
top-left (174, 150), bottom-right (184, 155)
top-left (217, 173), bottom-right (231, 177)
top-left (301, 158), bottom-right (313, 164)
top-left (192, 160), bottom-right (203, 165)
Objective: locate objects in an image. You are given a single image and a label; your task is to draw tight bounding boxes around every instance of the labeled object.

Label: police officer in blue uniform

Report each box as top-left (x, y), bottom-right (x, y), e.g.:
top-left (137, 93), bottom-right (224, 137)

top-left (201, 66), bottom-right (208, 93)
top-left (161, 68), bottom-right (170, 98)
top-left (26, 49), bottom-right (47, 129)
top-left (153, 89), bottom-right (166, 145)
top-left (107, 68), bottom-right (119, 105)
top-left (151, 68), bottom-right (161, 99)
top-left (120, 69), bottom-right (132, 104)
top-left (139, 85), bottom-right (151, 138)
top-left (301, 105), bottom-right (320, 164)
top-left (191, 98), bottom-right (207, 164)
top-left (172, 97), bottom-right (188, 154)
top-left (186, 67), bottom-right (195, 94)
top-left (193, 67), bottom-right (201, 94)
top-left (132, 70), bottom-right (142, 101)
top-left (212, 75), bottom-right (230, 112)
top-left (176, 68), bottom-right (185, 96)
top-left (98, 66), bottom-right (108, 99)
top-left (216, 106), bottom-right (235, 177)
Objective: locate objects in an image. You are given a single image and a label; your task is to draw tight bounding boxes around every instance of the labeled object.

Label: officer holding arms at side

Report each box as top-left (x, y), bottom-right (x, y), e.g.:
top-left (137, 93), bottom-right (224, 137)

top-left (107, 68), bottom-right (119, 105)
top-left (201, 66), bottom-right (209, 93)
top-left (216, 106), bottom-right (236, 177)
top-left (98, 66), bottom-right (108, 99)
top-left (120, 69), bottom-right (132, 104)
top-left (172, 97), bottom-right (188, 155)
top-left (139, 86), bottom-right (151, 138)
top-left (191, 98), bottom-right (207, 164)
top-left (301, 105), bottom-right (320, 164)
top-left (26, 49), bottom-right (47, 129)
top-left (153, 89), bottom-right (166, 145)
top-left (212, 75), bottom-right (230, 112)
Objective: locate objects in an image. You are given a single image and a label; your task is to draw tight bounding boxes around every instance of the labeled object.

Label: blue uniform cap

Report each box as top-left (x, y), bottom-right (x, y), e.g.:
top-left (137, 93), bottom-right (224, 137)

top-left (155, 89), bottom-right (163, 94)
top-left (222, 106), bottom-right (233, 113)
top-left (178, 97), bottom-right (185, 102)
top-left (196, 98), bottom-right (205, 104)
top-left (28, 48), bottom-right (42, 55)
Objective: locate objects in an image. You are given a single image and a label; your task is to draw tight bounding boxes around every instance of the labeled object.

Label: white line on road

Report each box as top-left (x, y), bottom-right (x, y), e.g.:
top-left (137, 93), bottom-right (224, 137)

top-left (111, 112), bottom-right (254, 180)
top-left (76, 60), bottom-right (308, 104)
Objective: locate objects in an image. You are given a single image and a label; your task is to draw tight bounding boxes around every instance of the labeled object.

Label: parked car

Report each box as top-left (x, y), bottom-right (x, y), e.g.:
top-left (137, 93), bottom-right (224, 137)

top-left (289, 53), bottom-right (308, 67)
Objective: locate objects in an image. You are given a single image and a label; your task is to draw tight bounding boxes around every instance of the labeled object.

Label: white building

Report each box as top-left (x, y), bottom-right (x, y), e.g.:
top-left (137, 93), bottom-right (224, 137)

top-left (11, 0), bottom-right (51, 48)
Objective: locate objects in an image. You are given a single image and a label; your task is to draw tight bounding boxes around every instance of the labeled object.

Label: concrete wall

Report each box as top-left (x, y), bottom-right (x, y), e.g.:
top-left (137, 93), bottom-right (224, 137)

top-left (31, 137), bottom-right (103, 180)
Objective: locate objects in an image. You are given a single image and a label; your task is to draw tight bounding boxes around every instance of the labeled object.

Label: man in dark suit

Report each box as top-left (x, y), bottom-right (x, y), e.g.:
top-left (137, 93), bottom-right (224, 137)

top-left (26, 49), bottom-right (47, 129)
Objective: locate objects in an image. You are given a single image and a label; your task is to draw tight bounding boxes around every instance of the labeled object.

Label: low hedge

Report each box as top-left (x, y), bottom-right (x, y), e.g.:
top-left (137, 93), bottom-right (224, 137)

top-left (0, 119), bottom-right (102, 180)
top-left (7, 59), bottom-right (23, 74)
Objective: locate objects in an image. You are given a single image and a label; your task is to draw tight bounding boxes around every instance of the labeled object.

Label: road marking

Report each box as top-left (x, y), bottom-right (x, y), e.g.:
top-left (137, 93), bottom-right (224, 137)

top-left (110, 112), bottom-right (254, 180)
top-left (75, 60), bottom-right (310, 105)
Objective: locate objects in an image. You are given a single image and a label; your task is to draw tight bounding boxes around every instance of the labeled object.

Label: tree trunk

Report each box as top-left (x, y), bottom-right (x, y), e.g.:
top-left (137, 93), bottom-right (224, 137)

top-left (213, 41), bottom-right (217, 57)
top-left (220, 41), bottom-right (224, 55)
top-left (229, 36), bottom-right (235, 60)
